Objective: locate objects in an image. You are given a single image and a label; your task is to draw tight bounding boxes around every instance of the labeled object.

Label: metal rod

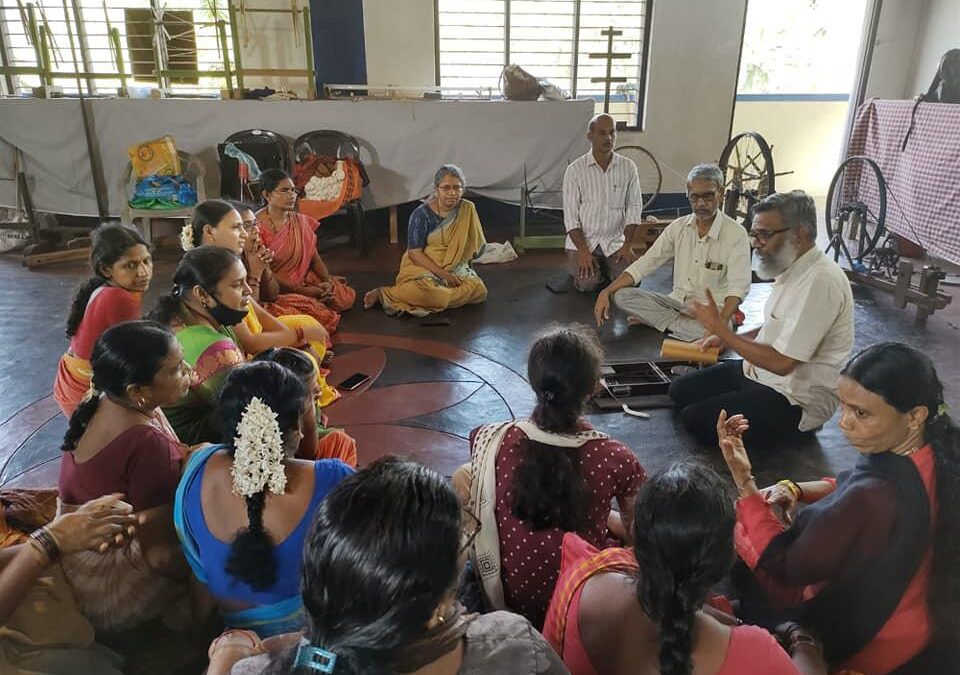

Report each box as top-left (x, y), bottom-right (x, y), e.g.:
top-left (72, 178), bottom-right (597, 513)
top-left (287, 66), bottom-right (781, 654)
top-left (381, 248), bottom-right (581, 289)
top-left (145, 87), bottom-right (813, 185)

top-left (38, 25), bottom-right (52, 84)
top-left (570, 0), bottom-right (581, 98)
top-left (634, 0), bottom-right (654, 128)
top-left (228, 0), bottom-right (244, 91)
top-left (217, 18), bottom-right (232, 96)
top-left (78, 96), bottom-right (108, 219)
top-left (61, 0), bottom-right (84, 95)
top-left (303, 6), bottom-right (315, 99)
top-left (26, 4), bottom-right (44, 80)
top-left (433, 0), bottom-right (440, 86)
top-left (110, 27), bottom-right (126, 89)
top-left (70, 0), bottom-right (94, 93)
top-left (503, 0), bottom-right (510, 66)
top-left (727, 0), bottom-right (750, 145)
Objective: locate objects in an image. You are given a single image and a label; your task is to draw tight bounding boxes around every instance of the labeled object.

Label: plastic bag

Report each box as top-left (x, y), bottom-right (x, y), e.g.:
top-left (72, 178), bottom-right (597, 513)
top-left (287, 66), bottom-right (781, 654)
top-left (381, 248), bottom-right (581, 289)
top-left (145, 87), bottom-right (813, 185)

top-left (501, 64), bottom-right (541, 101)
top-left (128, 136), bottom-right (181, 179)
top-left (129, 174), bottom-right (197, 210)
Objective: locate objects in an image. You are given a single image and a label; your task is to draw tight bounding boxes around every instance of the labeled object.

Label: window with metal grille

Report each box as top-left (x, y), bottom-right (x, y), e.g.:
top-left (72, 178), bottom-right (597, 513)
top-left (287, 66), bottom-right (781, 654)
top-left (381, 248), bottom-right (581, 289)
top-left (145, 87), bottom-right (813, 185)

top-left (125, 9), bottom-right (197, 84)
top-left (436, 0), bottom-right (652, 127)
top-left (0, 0), bottom-right (231, 96)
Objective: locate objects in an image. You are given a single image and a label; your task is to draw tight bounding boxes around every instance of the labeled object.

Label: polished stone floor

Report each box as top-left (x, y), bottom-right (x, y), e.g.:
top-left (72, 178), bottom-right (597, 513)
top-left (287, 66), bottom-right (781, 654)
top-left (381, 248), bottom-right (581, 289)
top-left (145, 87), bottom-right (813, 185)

top-left (1, 219), bottom-right (958, 493)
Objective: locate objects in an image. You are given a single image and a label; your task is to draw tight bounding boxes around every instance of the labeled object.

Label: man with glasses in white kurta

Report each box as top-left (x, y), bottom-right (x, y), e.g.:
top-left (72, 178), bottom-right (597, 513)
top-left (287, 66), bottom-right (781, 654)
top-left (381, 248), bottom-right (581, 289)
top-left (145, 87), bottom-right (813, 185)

top-left (593, 164), bottom-right (752, 341)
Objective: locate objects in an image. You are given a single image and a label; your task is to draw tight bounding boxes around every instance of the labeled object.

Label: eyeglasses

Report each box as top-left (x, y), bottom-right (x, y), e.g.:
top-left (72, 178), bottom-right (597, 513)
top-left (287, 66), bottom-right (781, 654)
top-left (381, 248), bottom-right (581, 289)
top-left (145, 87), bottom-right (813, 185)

top-left (688, 191), bottom-right (718, 204)
top-left (241, 221), bottom-right (256, 230)
top-left (748, 227), bottom-right (791, 244)
top-left (459, 508), bottom-right (482, 554)
top-left (438, 184), bottom-right (464, 193)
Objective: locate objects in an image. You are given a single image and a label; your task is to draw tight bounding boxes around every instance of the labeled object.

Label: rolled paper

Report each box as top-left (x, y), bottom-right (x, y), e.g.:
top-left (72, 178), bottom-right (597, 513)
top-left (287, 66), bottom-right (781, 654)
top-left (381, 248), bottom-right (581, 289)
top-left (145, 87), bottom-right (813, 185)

top-left (660, 338), bottom-right (719, 366)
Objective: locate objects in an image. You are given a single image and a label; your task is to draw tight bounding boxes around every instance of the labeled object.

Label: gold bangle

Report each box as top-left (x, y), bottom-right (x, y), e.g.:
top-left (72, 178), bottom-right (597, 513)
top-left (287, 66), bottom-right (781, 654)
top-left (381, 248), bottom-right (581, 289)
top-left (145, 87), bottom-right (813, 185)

top-left (777, 479), bottom-right (803, 501)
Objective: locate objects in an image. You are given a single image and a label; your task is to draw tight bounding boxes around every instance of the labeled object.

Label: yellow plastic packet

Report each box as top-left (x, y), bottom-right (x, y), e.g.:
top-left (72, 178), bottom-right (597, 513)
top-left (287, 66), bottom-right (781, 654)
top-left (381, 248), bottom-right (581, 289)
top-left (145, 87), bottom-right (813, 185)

top-left (128, 136), bottom-right (181, 178)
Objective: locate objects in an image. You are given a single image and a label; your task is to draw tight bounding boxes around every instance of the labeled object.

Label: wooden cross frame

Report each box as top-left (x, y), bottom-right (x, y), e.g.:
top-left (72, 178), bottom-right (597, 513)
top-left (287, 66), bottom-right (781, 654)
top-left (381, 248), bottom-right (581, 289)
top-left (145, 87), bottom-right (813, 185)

top-left (589, 27), bottom-right (631, 113)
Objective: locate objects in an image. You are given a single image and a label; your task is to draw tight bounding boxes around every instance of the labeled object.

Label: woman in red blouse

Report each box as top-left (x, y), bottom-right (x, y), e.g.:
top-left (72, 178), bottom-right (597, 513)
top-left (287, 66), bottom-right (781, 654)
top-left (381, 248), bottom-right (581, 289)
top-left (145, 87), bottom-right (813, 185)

top-left (455, 324), bottom-right (645, 629)
top-left (53, 224), bottom-right (153, 417)
top-left (718, 342), bottom-right (959, 674)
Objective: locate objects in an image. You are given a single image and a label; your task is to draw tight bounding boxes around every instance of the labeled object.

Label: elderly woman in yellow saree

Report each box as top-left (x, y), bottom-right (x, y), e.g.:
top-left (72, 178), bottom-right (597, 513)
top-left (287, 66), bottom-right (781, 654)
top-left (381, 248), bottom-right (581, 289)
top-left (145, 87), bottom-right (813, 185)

top-left (364, 165), bottom-right (488, 316)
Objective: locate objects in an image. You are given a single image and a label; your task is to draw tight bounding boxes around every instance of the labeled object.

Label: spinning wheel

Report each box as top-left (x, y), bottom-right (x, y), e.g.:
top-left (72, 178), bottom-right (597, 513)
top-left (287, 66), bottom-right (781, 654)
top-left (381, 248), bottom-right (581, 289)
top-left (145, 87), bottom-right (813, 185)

top-left (824, 155), bottom-right (887, 268)
top-left (615, 145), bottom-right (662, 212)
top-left (718, 131), bottom-right (775, 227)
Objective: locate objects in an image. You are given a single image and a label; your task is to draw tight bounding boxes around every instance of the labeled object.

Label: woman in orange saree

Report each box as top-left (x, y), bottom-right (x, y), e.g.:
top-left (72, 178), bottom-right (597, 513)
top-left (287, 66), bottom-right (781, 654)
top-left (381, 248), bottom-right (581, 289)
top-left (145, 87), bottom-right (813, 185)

top-left (254, 170), bottom-right (355, 333)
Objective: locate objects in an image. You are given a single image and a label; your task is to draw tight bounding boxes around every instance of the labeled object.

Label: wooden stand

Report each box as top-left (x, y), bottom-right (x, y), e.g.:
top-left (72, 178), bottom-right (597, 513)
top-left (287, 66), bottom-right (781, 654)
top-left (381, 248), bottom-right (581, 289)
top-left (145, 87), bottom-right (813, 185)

top-left (845, 260), bottom-right (952, 324)
top-left (24, 246), bottom-right (90, 269)
top-left (389, 206), bottom-right (399, 245)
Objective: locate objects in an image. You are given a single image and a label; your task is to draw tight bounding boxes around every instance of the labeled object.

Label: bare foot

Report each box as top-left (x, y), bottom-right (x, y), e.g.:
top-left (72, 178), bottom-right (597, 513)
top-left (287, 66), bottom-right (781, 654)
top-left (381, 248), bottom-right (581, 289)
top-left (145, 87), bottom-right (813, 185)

top-left (627, 315), bottom-right (653, 328)
top-left (363, 288), bottom-right (381, 310)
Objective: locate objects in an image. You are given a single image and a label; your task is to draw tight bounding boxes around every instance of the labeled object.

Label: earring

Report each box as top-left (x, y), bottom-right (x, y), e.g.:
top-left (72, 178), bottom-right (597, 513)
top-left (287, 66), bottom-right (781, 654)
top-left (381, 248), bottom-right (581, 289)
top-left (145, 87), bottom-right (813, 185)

top-left (136, 396), bottom-right (147, 409)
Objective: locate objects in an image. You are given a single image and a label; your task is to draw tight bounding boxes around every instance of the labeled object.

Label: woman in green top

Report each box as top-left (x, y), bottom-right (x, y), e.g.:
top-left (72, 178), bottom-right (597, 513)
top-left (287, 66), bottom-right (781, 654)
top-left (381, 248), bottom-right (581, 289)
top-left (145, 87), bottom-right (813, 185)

top-left (149, 246), bottom-right (251, 443)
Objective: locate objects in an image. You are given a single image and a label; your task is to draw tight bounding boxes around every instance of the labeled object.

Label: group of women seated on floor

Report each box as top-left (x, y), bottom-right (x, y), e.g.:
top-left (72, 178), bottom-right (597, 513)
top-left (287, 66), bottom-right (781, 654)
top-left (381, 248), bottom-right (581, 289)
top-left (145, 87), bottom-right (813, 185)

top-left (3, 172), bottom-right (956, 674)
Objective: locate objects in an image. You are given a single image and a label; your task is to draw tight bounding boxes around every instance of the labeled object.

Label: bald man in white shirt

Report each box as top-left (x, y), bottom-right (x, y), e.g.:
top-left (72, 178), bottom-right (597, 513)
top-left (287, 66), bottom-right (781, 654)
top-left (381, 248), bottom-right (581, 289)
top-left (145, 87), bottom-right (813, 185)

top-left (562, 114), bottom-right (644, 292)
top-left (593, 164), bottom-right (752, 341)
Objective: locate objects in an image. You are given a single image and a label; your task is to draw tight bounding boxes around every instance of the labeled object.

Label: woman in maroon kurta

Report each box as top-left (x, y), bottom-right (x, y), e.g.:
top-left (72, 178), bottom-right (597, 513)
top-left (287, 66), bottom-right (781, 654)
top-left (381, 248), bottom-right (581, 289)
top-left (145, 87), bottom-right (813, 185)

top-left (718, 342), bottom-right (959, 675)
top-left (58, 320), bottom-right (192, 633)
top-left (457, 325), bottom-right (644, 629)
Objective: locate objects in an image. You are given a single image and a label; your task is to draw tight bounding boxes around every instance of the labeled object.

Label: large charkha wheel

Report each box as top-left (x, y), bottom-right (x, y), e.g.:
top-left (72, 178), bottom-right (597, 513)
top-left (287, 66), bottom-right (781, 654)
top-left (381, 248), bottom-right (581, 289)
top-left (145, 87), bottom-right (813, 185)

top-left (615, 145), bottom-right (662, 212)
top-left (824, 155), bottom-right (887, 266)
top-left (718, 131), bottom-right (775, 228)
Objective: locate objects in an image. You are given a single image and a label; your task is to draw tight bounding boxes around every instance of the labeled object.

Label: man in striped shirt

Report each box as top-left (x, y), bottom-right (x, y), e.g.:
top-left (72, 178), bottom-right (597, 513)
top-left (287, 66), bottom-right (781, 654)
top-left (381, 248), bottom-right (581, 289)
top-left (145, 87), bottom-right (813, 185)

top-left (562, 114), bottom-right (644, 292)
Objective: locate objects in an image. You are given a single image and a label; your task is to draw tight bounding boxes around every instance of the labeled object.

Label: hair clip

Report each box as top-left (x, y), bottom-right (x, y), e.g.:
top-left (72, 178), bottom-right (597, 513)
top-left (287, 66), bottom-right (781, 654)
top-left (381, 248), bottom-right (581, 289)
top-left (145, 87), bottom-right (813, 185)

top-left (293, 644), bottom-right (337, 673)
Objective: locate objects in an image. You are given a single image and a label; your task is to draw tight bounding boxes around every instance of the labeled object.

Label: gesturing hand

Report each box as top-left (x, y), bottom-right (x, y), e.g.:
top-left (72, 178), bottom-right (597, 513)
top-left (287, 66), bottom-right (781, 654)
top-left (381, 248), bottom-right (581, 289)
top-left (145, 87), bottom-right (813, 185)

top-left (691, 289), bottom-right (724, 336)
top-left (716, 410), bottom-right (754, 491)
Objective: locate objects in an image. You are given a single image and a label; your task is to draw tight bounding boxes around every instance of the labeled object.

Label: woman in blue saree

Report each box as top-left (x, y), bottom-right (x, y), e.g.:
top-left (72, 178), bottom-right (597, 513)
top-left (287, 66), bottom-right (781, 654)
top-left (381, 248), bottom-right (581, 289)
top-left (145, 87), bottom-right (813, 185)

top-left (173, 361), bottom-right (353, 637)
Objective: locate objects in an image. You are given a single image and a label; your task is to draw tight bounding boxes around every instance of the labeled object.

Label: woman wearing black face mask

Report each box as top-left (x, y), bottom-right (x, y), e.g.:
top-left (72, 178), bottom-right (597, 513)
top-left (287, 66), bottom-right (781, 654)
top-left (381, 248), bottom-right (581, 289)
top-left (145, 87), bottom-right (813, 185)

top-left (149, 245), bottom-right (252, 443)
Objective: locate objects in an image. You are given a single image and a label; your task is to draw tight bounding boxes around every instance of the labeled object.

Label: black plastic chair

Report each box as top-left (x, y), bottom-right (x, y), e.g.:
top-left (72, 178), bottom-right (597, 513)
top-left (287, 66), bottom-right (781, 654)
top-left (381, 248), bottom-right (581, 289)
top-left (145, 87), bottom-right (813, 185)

top-left (293, 130), bottom-right (371, 255)
top-left (218, 129), bottom-right (291, 203)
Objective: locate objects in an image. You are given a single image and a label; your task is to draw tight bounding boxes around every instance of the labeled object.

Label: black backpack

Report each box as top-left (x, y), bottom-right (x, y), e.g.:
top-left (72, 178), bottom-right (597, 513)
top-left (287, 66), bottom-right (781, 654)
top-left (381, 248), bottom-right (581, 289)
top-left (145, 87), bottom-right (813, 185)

top-left (922, 48), bottom-right (960, 104)
top-left (902, 49), bottom-right (959, 151)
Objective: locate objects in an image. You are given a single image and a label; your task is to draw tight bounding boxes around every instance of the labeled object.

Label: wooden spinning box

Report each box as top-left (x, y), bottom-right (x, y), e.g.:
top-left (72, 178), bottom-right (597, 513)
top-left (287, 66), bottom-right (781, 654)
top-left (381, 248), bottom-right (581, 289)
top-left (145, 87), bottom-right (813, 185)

top-left (592, 360), bottom-right (707, 410)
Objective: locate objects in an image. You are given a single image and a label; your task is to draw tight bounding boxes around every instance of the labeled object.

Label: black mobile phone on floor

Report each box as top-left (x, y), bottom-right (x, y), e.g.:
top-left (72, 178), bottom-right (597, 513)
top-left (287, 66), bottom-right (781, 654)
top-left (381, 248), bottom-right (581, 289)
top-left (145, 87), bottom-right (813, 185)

top-left (339, 372), bottom-right (370, 391)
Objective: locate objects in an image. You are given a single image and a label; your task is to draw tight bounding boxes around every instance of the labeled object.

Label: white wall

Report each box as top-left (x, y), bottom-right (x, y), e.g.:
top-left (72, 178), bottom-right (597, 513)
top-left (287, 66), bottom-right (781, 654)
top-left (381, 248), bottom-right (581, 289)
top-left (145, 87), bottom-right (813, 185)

top-left (732, 101), bottom-right (849, 197)
top-left (908, 0), bottom-right (960, 96)
top-left (863, 0), bottom-right (929, 100)
top-left (363, 0), bottom-right (436, 86)
top-left (617, 0), bottom-right (747, 192)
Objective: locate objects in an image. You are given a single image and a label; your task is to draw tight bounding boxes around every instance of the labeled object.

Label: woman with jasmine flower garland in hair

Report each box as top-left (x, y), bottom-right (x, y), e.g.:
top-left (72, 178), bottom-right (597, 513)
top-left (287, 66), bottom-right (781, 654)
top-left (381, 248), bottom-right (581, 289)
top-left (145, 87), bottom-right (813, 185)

top-left (719, 343), bottom-right (960, 674)
top-left (206, 457), bottom-right (569, 675)
top-left (182, 200), bottom-right (340, 408)
top-left (173, 362), bottom-right (353, 637)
